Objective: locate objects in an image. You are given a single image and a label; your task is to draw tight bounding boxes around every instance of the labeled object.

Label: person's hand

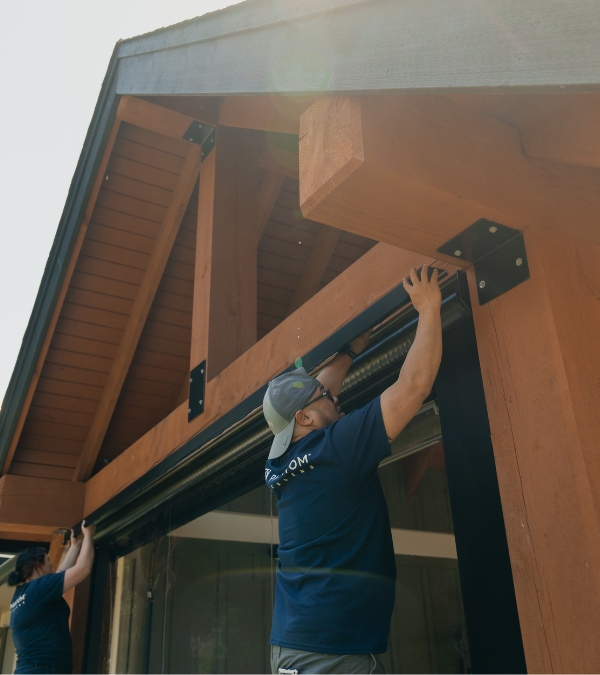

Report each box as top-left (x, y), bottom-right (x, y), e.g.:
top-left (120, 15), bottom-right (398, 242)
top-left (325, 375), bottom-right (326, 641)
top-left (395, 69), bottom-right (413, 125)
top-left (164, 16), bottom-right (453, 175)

top-left (70, 528), bottom-right (83, 549)
top-left (349, 329), bottom-right (372, 355)
top-left (403, 266), bottom-right (442, 315)
top-left (81, 520), bottom-right (96, 539)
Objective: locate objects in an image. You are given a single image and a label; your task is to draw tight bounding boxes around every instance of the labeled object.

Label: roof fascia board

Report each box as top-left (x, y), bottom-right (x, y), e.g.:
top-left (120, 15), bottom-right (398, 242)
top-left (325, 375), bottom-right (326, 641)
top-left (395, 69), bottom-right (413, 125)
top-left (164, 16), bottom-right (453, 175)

top-left (116, 0), bottom-right (600, 96)
top-left (0, 50), bottom-right (121, 470)
top-left (116, 0), bottom-right (368, 59)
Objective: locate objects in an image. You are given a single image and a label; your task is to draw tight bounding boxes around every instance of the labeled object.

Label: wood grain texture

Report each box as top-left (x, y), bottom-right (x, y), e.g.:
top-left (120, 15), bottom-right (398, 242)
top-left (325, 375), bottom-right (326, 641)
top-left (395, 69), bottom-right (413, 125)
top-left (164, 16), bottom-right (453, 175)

top-left (447, 93), bottom-right (600, 169)
top-left (0, 475), bottom-right (84, 529)
top-left (219, 95), bottom-right (319, 133)
top-left (257, 172), bottom-right (285, 241)
top-left (192, 127), bottom-right (258, 379)
top-left (73, 145), bottom-right (203, 482)
top-left (115, 0), bottom-right (600, 95)
top-left (116, 95), bottom-right (212, 144)
top-left (299, 95), bottom-right (600, 258)
top-left (469, 225), bottom-right (600, 673)
top-left (258, 146), bottom-right (299, 180)
top-left (84, 243), bottom-right (459, 516)
top-left (1, 119), bottom-right (122, 477)
top-left (287, 225), bottom-right (341, 314)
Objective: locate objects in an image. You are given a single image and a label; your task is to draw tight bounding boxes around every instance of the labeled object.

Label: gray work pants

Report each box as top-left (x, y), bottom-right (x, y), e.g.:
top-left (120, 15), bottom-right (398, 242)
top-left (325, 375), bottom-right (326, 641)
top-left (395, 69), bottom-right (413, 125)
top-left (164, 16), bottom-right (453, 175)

top-left (270, 645), bottom-right (386, 674)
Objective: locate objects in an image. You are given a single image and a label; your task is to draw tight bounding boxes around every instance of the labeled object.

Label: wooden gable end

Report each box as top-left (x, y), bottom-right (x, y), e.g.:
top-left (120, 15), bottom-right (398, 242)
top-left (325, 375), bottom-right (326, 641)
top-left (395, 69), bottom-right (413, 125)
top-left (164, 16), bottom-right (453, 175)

top-left (4, 96), bottom-right (375, 484)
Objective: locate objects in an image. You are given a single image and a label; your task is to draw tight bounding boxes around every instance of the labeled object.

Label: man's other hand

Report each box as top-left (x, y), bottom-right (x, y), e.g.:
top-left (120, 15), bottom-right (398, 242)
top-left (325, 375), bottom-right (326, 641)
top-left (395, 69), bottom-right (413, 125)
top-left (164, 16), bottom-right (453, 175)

top-left (403, 266), bottom-right (442, 315)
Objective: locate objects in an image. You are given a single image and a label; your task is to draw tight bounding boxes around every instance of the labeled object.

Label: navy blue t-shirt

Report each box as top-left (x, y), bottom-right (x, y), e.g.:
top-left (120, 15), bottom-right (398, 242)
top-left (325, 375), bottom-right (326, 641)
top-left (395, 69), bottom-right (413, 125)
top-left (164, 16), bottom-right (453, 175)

top-left (10, 571), bottom-right (72, 672)
top-left (265, 396), bottom-right (396, 655)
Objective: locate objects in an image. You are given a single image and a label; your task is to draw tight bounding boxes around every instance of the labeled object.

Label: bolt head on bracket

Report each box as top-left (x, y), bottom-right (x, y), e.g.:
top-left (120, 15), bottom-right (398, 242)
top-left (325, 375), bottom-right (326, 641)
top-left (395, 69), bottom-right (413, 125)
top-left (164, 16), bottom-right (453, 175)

top-left (182, 122), bottom-right (215, 162)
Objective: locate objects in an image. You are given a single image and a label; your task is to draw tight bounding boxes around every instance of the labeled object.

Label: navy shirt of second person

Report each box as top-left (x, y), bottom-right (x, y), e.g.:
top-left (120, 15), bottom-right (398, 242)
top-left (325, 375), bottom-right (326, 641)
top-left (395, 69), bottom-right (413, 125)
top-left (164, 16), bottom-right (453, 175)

top-left (10, 571), bottom-right (72, 673)
top-left (265, 396), bottom-right (396, 656)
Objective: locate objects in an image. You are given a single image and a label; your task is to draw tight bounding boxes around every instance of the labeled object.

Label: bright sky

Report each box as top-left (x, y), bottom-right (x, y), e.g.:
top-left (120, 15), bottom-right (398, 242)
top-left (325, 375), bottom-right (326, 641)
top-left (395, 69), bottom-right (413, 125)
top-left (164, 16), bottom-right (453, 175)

top-left (0, 0), bottom-right (235, 404)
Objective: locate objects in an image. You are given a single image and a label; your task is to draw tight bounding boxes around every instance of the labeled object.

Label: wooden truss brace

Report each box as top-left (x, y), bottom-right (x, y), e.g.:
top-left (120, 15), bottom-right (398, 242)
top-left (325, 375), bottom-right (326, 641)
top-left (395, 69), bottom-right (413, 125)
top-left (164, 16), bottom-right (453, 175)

top-left (73, 139), bottom-right (203, 482)
top-left (257, 171), bottom-right (285, 241)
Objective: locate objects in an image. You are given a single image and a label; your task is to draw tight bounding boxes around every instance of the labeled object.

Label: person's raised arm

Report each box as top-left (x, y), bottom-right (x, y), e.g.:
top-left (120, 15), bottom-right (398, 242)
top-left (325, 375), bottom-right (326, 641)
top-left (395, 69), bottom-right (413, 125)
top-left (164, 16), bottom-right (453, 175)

top-left (63, 521), bottom-right (96, 594)
top-left (380, 265), bottom-right (442, 442)
top-left (57, 529), bottom-right (82, 573)
top-left (316, 330), bottom-right (372, 396)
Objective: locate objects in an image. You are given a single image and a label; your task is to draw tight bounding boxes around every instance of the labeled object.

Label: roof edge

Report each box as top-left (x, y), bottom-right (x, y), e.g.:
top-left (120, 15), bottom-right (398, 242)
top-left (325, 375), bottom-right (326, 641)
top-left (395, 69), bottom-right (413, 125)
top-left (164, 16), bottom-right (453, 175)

top-left (116, 0), bottom-right (367, 59)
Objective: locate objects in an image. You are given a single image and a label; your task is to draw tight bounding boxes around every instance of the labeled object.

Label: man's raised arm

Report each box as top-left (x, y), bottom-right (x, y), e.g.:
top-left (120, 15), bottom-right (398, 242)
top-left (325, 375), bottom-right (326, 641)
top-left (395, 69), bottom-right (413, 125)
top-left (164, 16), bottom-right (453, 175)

top-left (380, 265), bottom-right (443, 442)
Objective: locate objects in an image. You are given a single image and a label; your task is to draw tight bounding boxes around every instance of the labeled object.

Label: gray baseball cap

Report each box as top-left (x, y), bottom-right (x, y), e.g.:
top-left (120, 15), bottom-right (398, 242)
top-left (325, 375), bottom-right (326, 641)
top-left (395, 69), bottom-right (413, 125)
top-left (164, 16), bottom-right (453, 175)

top-left (263, 367), bottom-right (320, 459)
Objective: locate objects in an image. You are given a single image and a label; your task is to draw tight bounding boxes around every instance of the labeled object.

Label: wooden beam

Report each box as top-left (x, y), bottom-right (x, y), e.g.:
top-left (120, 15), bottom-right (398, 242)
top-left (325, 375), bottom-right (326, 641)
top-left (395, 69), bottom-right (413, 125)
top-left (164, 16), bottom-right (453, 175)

top-left (0, 475), bottom-right (84, 529)
top-left (116, 95), bottom-right (213, 144)
top-left (258, 145), bottom-right (299, 180)
top-left (469, 225), bottom-right (600, 672)
top-left (218, 95), bottom-right (320, 133)
top-left (73, 145), bottom-right (203, 482)
top-left (446, 93), bottom-right (600, 169)
top-left (287, 225), bottom-right (341, 315)
top-left (299, 95), bottom-right (600, 258)
top-left (257, 171), bottom-right (285, 241)
top-left (191, 127), bottom-right (258, 380)
top-left (84, 244), bottom-right (460, 516)
top-left (0, 531), bottom-right (53, 543)
top-left (1, 118), bottom-right (122, 476)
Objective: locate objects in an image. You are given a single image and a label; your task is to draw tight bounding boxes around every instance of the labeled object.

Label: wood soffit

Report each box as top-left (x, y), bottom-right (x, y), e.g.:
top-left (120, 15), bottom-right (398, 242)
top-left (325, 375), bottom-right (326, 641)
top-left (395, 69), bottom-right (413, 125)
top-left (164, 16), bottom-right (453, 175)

top-left (1, 0), bottom-right (599, 506)
top-left (2, 94), bottom-right (376, 488)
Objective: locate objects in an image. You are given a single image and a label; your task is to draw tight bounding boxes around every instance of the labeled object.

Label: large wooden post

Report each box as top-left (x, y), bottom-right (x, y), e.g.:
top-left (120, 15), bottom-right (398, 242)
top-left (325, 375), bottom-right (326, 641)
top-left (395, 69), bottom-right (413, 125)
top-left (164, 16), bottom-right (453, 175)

top-left (469, 225), bottom-right (600, 673)
top-left (191, 127), bottom-right (258, 381)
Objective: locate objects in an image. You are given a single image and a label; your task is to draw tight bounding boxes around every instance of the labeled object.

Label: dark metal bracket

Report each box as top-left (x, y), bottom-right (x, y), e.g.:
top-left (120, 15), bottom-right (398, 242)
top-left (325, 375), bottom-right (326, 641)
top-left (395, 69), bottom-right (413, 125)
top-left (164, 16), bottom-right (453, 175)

top-left (188, 360), bottom-right (206, 422)
top-left (437, 219), bottom-right (529, 305)
top-left (182, 121), bottom-right (215, 162)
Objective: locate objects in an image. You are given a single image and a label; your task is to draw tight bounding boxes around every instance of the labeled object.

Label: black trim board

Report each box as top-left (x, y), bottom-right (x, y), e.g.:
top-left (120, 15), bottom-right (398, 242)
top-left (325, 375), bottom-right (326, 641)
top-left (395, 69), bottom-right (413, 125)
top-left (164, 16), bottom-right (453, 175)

top-left (436, 318), bottom-right (527, 673)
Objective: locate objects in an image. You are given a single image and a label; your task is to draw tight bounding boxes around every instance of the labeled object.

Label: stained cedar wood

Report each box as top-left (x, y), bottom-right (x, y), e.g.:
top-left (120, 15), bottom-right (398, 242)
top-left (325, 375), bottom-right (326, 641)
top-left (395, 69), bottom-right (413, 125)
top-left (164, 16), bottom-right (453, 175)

top-left (0, 475), bottom-right (84, 528)
top-left (9, 122), bottom-right (192, 480)
top-left (445, 93), bottom-right (600, 169)
top-left (218, 95), bottom-right (320, 134)
top-left (0, 119), bottom-right (122, 477)
top-left (204, 127), bottom-right (258, 380)
top-left (287, 225), bottom-right (341, 315)
top-left (257, 171), bottom-right (285, 240)
top-left (73, 144), bottom-right (203, 482)
top-left (84, 244), bottom-right (460, 516)
top-left (299, 96), bottom-right (600, 255)
top-left (8, 119), bottom-right (372, 482)
top-left (468, 226), bottom-right (600, 673)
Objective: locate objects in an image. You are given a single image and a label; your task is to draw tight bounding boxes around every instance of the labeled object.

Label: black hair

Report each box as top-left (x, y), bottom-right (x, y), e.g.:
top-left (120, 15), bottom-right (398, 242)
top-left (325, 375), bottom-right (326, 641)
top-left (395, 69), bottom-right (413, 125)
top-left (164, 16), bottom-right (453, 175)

top-left (7, 547), bottom-right (47, 586)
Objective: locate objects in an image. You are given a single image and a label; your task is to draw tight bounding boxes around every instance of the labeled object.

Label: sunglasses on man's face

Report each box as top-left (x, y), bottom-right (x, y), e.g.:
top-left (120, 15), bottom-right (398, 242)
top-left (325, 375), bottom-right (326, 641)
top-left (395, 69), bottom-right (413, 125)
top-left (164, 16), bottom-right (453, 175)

top-left (301, 389), bottom-right (335, 410)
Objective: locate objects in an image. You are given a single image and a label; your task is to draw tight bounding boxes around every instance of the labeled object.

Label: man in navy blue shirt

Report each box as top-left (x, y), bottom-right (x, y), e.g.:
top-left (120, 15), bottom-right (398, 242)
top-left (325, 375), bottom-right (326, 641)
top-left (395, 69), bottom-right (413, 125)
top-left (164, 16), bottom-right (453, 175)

top-left (265, 265), bottom-right (443, 674)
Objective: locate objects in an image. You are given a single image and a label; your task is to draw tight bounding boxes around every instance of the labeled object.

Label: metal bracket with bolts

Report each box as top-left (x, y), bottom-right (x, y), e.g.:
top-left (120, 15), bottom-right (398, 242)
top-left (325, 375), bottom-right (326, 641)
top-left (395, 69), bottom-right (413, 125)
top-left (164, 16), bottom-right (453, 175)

top-left (437, 219), bottom-right (530, 305)
top-left (188, 360), bottom-right (207, 422)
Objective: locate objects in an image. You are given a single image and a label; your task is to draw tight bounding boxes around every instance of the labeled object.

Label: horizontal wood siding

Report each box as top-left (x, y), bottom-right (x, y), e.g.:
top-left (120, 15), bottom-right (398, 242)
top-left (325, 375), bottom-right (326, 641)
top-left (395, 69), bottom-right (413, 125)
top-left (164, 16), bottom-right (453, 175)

top-left (10, 123), bottom-right (190, 480)
top-left (10, 116), bottom-right (374, 481)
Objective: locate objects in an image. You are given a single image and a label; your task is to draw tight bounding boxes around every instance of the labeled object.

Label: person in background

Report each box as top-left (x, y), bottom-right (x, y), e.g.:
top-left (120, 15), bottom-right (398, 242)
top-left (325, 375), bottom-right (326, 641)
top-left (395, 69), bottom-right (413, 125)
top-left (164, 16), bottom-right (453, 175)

top-left (8, 521), bottom-right (96, 674)
top-left (265, 266), bottom-right (443, 674)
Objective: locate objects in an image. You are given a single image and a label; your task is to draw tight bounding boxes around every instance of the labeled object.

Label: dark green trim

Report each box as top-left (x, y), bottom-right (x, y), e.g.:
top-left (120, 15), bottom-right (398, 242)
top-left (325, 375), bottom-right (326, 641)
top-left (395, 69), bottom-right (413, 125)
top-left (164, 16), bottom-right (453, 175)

top-left (0, 49), bottom-right (121, 470)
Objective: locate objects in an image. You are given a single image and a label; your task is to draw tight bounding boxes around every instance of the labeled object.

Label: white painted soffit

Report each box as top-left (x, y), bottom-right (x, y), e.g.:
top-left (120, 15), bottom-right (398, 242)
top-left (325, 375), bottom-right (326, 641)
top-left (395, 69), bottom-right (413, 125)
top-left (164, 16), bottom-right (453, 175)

top-left (170, 511), bottom-right (457, 560)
